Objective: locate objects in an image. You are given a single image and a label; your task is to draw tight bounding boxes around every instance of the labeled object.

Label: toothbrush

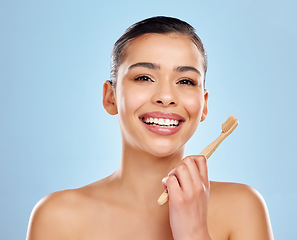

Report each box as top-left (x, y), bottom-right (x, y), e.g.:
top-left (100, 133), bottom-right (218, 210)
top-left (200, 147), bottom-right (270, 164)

top-left (157, 115), bottom-right (239, 205)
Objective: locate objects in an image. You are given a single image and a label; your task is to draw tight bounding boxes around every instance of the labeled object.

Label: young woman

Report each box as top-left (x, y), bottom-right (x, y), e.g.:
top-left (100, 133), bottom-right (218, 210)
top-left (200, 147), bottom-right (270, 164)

top-left (26, 16), bottom-right (274, 240)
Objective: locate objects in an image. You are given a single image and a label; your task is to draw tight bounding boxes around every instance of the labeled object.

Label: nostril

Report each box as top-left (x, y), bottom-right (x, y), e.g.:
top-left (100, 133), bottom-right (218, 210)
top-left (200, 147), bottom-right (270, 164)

top-left (155, 100), bottom-right (176, 105)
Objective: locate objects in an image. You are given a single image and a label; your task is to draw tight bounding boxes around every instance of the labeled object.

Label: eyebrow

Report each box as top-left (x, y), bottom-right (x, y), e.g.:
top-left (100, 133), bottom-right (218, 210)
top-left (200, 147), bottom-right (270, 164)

top-left (175, 66), bottom-right (201, 76)
top-left (128, 62), bottom-right (160, 70)
top-left (128, 62), bottom-right (201, 76)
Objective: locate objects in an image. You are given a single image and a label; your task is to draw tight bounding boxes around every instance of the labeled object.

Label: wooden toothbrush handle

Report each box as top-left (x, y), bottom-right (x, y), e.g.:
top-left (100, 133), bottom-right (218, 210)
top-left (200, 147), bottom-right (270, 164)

top-left (157, 132), bottom-right (228, 205)
top-left (158, 189), bottom-right (169, 205)
top-left (199, 132), bottom-right (226, 159)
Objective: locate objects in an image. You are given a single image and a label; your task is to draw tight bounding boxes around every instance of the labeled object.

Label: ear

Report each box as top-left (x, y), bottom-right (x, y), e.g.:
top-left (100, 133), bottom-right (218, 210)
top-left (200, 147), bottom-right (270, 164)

top-left (102, 80), bottom-right (118, 115)
top-left (200, 90), bottom-right (209, 122)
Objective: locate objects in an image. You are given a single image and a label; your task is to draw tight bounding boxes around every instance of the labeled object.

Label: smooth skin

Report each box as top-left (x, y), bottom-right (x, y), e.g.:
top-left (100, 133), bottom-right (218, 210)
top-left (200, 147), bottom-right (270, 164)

top-left (26, 33), bottom-right (273, 240)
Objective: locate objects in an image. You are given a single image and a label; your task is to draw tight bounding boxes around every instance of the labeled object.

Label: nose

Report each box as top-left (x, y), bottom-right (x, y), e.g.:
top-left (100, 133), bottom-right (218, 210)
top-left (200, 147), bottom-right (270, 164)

top-left (152, 83), bottom-right (177, 106)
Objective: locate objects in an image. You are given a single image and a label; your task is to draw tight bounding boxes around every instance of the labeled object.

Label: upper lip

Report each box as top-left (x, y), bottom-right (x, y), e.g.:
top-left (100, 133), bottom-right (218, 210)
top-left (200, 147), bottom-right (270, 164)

top-left (139, 111), bottom-right (185, 122)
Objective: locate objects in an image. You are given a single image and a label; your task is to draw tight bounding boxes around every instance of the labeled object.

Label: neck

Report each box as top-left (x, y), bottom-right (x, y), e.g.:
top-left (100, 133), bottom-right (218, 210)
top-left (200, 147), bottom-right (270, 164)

top-left (113, 141), bottom-right (184, 207)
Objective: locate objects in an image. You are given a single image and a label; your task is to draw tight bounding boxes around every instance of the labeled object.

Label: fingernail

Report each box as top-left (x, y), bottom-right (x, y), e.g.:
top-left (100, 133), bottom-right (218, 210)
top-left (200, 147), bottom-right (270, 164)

top-left (162, 176), bottom-right (168, 184)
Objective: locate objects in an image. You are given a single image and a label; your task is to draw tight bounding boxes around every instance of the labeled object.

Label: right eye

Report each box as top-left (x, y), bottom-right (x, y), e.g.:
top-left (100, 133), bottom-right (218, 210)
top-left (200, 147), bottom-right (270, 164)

top-left (134, 75), bottom-right (153, 82)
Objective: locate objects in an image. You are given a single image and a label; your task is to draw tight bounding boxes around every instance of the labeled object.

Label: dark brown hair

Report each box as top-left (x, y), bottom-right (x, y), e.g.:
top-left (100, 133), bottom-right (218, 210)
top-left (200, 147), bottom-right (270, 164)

top-left (110, 16), bottom-right (207, 87)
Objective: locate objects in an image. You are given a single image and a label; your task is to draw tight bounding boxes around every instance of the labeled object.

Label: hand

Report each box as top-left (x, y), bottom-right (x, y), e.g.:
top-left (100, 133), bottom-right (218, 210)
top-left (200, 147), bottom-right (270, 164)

top-left (162, 155), bottom-right (211, 240)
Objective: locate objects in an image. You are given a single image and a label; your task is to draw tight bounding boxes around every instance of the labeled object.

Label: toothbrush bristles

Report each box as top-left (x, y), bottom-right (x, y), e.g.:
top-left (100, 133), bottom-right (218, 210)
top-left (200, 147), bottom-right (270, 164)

top-left (222, 115), bottom-right (238, 133)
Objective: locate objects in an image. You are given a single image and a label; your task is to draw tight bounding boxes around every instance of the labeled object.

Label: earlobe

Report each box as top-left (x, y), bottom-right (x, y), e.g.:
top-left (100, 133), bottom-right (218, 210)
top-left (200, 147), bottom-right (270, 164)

top-left (102, 80), bottom-right (118, 115)
top-left (200, 90), bottom-right (209, 122)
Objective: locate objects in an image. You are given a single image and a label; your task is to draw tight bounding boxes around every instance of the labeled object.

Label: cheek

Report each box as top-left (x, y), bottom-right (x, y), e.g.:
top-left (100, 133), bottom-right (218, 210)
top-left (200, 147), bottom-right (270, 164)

top-left (117, 85), bottom-right (150, 116)
top-left (183, 93), bottom-right (204, 119)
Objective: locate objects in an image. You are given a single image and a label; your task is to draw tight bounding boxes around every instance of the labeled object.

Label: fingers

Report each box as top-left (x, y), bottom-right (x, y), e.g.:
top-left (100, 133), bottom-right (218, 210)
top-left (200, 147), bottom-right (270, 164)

top-left (193, 155), bottom-right (209, 189)
top-left (183, 156), bottom-right (201, 187)
top-left (164, 175), bottom-right (181, 197)
top-left (163, 155), bottom-right (209, 195)
top-left (171, 162), bottom-right (193, 192)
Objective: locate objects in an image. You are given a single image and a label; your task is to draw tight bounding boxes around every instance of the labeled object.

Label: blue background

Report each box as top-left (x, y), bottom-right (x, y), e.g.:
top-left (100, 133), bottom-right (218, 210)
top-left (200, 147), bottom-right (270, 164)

top-left (1, 0), bottom-right (296, 239)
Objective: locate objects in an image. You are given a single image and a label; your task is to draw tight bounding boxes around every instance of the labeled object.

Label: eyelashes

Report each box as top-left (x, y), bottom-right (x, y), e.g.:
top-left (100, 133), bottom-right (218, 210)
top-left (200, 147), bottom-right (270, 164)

top-left (134, 75), bottom-right (153, 82)
top-left (134, 75), bottom-right (197, 86)
top-left (177, 79), bottom-right (197, 86)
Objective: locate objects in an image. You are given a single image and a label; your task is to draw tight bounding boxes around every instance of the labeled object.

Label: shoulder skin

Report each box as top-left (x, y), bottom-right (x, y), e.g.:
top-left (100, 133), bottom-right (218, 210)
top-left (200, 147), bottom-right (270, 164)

top-left (209, 181), bottom-right (274, 240)
top-left (26, 189), bottom-right (84, 240)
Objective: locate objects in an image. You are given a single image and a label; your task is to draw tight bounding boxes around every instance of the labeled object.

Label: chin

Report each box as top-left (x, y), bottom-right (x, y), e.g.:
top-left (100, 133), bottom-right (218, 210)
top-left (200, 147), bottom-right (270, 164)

top-left (152, 151), bottom-right (180, 158)
top-left (144, 142), bottom-right (185, 159)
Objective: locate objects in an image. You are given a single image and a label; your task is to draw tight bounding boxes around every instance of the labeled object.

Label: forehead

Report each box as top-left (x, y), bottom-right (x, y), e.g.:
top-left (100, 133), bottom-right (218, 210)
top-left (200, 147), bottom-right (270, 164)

top-left (121, 33), bottom-right (204, 72)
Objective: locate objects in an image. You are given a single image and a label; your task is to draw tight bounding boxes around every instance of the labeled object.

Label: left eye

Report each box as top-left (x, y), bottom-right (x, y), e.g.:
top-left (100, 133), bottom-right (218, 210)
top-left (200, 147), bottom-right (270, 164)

top-left (177, 79), bottom-right (196, 86)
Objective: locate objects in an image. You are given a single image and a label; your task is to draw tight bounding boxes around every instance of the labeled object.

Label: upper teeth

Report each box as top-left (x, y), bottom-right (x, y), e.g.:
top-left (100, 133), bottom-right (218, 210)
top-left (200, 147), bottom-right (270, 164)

top-left (144, 118), bottom-right (179, 126)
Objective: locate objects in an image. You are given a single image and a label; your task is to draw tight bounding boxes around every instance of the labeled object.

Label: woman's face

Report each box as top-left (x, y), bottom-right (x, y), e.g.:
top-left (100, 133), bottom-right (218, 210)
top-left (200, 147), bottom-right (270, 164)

top-left (112, 33), bottom-right (208, 157)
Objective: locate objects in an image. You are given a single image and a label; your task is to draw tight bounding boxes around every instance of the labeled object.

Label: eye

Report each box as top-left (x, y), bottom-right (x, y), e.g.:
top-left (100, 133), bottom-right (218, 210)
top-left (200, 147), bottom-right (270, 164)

top-left (177, 79), bottom-right (197, 86)
top-left (134, 75), bottom-right (153, 82)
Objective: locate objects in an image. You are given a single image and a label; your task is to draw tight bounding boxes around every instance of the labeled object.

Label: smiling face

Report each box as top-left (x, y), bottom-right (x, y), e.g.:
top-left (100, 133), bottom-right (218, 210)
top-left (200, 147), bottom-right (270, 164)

top-left (103, 33), bottom-right (208, 157)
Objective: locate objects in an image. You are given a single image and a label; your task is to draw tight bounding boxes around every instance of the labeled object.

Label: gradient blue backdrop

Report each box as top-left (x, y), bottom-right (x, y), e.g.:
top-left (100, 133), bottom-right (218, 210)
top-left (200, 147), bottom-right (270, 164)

top-left (1, 0), bottom-right (296, 239)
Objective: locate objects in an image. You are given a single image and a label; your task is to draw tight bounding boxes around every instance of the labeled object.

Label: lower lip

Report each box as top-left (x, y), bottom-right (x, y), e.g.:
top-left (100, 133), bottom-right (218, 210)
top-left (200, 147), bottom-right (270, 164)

top-left (141, 121), bottom-right (183, 135)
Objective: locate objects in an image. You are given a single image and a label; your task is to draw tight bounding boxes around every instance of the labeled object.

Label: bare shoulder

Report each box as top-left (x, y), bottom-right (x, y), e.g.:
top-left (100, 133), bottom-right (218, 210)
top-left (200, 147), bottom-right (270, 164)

top-left (26, 189), bottom-right (81, 240)
top-left (209, 181), bottom-right (270, 218)
top-left (209, 181), bottom-right (274, 240)
top-left (210, 181), bottom-right (264, 200)
top-left (26, 177), bottom-right (113, 240)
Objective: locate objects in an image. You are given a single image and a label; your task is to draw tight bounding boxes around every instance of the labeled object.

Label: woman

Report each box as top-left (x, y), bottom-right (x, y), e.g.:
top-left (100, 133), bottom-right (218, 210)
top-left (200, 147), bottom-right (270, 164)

top-left (26, 16), bottom-right (274, 240)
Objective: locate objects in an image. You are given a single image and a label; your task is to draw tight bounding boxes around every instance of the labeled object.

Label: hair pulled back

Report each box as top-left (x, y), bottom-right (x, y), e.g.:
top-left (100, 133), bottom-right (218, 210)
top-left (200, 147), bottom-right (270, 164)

top-left (110, 16), bottom-right (207, 87)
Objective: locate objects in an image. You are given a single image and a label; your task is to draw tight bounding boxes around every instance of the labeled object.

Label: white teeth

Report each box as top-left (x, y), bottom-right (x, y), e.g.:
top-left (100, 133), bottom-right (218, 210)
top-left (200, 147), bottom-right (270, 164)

top-left (143, 117), bottom-right (180, 127)
top-left (164, 119), bottom-right (171, 126)
top-left (159, 119), bottom-right (165, 125)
